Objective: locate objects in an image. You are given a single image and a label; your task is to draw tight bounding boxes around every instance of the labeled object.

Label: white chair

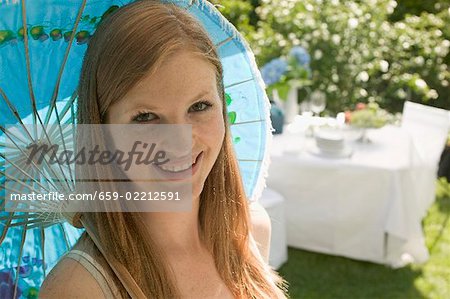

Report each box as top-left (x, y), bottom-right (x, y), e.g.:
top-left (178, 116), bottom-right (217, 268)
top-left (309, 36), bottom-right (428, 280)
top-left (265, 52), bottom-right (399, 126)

top-left (259, 188), bottom-right (288, 269)
top-left (401, 101), bottom-right (449, 166)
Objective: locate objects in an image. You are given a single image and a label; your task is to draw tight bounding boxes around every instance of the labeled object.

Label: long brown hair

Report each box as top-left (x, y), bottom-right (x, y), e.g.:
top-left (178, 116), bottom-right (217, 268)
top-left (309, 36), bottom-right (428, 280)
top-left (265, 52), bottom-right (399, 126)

top-left (75, 1), bottom-right (287, 297)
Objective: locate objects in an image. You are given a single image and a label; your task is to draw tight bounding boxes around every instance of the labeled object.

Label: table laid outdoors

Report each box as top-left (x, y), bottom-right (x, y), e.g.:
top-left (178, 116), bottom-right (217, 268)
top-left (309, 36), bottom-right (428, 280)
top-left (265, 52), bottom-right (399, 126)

top-left (266, 112), bottom-right (448, 267)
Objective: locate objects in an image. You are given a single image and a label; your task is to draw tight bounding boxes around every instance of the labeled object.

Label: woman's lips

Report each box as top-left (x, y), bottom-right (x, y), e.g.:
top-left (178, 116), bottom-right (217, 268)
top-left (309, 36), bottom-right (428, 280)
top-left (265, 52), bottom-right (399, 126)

top-left (151, 151), bottom-right (203, 180)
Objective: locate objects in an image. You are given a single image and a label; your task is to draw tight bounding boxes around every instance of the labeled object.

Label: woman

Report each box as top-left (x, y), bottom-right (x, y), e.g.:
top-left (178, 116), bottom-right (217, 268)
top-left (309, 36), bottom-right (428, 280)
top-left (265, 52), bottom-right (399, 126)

top-left (39, 1), bottom-right (287, 298)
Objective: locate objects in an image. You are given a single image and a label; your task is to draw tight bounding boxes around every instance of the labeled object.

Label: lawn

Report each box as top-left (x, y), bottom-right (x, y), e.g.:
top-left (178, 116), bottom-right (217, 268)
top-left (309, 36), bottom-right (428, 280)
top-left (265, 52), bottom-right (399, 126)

top-left (278, 178), bottom-right (450, 299)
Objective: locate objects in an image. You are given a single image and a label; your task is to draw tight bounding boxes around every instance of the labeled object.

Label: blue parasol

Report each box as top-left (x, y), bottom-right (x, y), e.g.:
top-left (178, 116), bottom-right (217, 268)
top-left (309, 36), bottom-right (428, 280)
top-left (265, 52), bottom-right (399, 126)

top-left (0, 0), bottom-right (272, 297)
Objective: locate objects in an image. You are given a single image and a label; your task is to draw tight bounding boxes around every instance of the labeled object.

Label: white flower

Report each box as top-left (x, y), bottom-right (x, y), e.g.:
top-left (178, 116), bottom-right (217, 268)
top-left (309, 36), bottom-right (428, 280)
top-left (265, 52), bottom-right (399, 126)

top-left (332, 34), bottom-right (341, 45)
top-left (396, 89), bottom-right (407, 99)
top-left (327, 84), bottom-right (338, 92)
top-left (415, 78), bottom-right (427, 89)
top-left (379, 60), bottom-right (389, 72)
top-left (359, 88), bottom-right (368, 97)
top-left (357, 71), bottom-right (369, 82)
top-left (396, 22), bottom-right (406, 30)
top-left (332, 74), bottom-right (339, 82)
top-left (387, 2), bottom-right (395, 14)
top-left (314, 49), bottom-right (323, 59)
top-left (426, 89), bottom-right (438, 99)
top-left (305, 18), bottom-right (315, 27)
top-left (435, 40), bottom-right (450, 57)
top-left (414, 56), bottom-right (425, 66)
top-left (442, 39), bottom-right (450, 48)
top-left (278, 39), bottom-right (287, 47)
top-left (348, 18), bottom-right (359, 29)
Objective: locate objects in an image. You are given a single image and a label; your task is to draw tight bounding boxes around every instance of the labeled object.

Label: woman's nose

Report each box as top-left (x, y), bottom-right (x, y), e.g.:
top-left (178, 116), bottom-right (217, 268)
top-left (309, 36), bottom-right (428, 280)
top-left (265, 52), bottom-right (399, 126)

top-left (156, 121), bottom-right (193, 159)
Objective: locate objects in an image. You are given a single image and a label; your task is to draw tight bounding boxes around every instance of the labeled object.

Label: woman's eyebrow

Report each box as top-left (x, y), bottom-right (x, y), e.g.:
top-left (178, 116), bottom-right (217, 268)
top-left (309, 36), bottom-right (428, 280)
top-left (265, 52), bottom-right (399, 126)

top-left (123, 89), bottom-right (213, 114)
top-left (188, 90), bottom-right (212, 102)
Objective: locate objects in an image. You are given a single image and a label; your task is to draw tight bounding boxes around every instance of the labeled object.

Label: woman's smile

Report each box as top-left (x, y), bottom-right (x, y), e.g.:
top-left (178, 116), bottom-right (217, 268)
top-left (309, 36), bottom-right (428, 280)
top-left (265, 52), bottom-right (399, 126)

top-left (152, 151), bottom-right (204, 181)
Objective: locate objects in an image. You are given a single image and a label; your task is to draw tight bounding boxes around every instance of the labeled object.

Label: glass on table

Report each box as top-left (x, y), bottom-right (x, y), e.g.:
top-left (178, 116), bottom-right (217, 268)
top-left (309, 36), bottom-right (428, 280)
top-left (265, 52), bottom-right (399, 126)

top-left (310, 90), bottom-right (326, 116)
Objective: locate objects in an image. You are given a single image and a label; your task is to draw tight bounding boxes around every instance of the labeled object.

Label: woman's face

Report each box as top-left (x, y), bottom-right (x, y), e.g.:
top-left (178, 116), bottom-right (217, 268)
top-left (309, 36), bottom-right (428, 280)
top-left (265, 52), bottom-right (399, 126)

top-left (104, 50), bottom-right (225, 200)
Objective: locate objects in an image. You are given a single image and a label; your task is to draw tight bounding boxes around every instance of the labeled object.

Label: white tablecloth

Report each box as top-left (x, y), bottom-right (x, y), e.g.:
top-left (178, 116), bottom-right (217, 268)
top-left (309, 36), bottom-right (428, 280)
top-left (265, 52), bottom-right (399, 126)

top-left (267, 117), bottom-right (438, 267)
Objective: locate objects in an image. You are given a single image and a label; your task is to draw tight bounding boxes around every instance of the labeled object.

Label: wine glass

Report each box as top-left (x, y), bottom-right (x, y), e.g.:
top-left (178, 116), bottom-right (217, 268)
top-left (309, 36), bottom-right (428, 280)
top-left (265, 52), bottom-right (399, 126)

top-left (310, 90), bottom-right (326, 116)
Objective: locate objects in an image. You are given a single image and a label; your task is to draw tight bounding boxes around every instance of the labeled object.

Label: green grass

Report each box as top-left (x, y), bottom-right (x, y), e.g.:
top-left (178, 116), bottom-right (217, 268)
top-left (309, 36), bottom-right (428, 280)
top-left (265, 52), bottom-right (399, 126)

top-left (278, 178), bottom-right (450, 299)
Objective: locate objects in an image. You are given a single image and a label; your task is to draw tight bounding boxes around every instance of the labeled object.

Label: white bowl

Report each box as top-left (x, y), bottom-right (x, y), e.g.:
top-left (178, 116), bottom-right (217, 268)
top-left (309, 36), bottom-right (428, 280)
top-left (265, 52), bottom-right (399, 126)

top-left (314, 128), bottom-right (345, 151)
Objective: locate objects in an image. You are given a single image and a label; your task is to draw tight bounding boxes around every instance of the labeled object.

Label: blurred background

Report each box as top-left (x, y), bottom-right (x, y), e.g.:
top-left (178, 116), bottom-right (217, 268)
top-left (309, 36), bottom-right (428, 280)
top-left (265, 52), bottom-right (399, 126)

top-left (209, 1), bottom-right (450, 298)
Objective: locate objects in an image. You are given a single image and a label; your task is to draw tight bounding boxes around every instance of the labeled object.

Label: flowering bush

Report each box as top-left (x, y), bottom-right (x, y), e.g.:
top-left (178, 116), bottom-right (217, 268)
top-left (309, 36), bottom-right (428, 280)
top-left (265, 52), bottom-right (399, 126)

top-left (223, 0), bottom-right (449, 113)
top-left (345, 102), bottom-right (395, 128)
top-left (260, 46), bottom-right (312, 100)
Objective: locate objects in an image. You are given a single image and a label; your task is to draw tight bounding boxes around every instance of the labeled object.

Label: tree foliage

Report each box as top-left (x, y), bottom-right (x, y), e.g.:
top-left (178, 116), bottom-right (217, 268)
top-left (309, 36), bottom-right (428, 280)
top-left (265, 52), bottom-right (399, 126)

top-left (213, 0), bottom-right (450, 113)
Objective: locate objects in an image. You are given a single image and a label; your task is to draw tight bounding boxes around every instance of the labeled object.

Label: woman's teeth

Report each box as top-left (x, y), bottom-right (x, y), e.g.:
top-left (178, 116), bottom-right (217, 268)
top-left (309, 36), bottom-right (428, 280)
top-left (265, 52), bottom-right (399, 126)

top-left (158, 155), bottom-right (198, 173)
top-left (159, 162), bottom-right (192, 173)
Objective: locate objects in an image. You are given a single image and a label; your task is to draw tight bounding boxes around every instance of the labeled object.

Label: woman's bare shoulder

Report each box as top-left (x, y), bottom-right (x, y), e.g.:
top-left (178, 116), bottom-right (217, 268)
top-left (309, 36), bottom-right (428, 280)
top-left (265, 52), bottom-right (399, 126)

top-left (39, 255), bottom-right (106, 299)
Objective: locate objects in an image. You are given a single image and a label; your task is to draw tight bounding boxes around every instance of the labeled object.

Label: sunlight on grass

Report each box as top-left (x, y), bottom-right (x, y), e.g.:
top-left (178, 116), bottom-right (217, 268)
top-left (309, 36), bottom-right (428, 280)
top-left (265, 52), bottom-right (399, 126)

top-left (278, 178), bottom-right (450, 299)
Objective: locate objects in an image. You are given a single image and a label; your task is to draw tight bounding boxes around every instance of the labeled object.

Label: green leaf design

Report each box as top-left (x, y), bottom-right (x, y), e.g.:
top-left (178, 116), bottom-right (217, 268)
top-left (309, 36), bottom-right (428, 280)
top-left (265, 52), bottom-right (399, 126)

top-left (50, 29), bottom-right (62, 41)
top-left (75, 30), bottom-right (90, 45)
top-left (0, 30), bottom-right (15, 45)
top-left (228, 111), bottom-right (236, 124)
top-left (30, 26), bottom-right (45, 40)
top-left (63, 31), bottom-right (73, 42)
top-left (17, 27), bottom-right (25, 39)
top-left (225, 92), bottom-right (232, 106)
top-left (233, 136), bottom-right (241, 144)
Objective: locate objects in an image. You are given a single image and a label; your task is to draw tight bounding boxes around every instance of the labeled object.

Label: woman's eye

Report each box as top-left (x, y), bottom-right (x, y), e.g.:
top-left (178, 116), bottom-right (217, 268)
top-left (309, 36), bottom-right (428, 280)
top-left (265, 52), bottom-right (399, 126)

top-left (190, 101), bottom-right (212, 112)
top-left (132, 112), bottom-right (157, 122)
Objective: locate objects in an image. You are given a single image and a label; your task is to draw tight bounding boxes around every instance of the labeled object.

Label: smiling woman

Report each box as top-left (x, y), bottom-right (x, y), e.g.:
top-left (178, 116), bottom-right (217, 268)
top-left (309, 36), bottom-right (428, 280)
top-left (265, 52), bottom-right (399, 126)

top-left (37, 1), bottom-right (287, 298)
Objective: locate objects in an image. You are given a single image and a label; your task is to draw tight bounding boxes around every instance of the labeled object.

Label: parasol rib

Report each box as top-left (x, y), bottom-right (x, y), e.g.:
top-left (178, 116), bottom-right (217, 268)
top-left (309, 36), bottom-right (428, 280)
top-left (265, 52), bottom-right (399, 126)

top-left (215, 36), bottom-right (233, 49)
top-left (225, 78), bottom-right (254, 89)
top-left (20, 1), bottom-right (73, 192)
top-left (42, 0), bottom-right (88, 187)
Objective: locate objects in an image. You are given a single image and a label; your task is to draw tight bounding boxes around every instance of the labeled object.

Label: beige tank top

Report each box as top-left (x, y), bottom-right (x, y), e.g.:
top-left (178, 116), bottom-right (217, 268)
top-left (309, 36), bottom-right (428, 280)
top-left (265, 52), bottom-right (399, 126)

top-left (62, 231), bottom-right (127, 298)
top-left (64, 249), bottom-right (123, 298)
